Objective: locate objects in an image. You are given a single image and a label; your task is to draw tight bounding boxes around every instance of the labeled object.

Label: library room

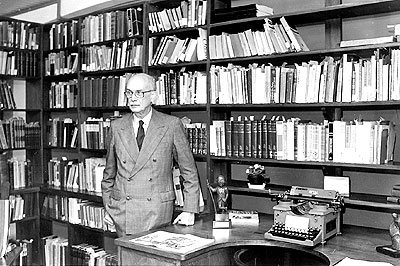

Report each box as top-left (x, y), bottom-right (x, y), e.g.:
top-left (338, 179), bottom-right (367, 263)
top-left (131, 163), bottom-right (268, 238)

top-left (1, 0), bottom-right (400, 265)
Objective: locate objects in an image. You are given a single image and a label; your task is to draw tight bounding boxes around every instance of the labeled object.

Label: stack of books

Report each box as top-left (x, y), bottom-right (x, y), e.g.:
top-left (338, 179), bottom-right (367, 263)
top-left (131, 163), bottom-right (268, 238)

top-left (212, 4), bottom-right (273, 23)
top-left (387, 184), bottom-right (400, 204)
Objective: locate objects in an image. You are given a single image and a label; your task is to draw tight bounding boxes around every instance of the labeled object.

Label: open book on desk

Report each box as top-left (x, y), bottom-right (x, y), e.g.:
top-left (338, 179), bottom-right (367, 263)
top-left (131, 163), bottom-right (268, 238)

top-left (130, 231), bottom-right (214, 254)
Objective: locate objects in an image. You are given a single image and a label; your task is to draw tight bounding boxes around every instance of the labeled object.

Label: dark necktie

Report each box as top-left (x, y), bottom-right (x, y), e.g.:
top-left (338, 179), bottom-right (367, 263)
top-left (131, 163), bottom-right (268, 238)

top-left (137, 120), bottom-right (145, 151)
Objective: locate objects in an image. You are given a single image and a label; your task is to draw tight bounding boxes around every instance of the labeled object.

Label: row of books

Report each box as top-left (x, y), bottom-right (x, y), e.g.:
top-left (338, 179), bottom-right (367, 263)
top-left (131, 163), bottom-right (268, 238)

top-left (0, 50), bottom-right (38, 77)
top-left (40, 235), bottom-right (68, 266)
top-left (47, 117), bottom-right (78, 148)
top-left (209, 17), bottom-right (308, 61)
top-left (7, 158), bottom-right (33, 190)
top-left (0, 80), bottom-right (16, 109)
top-left (0, 21), bottom-right (39, 50)
top-left (41, 195), bottom-right (115, 233)
top-left (9, 194), bottom-right (36, 221)
top-left (80, 7), bottom-right (143, 45)
top-left (80, 40), bottom-right (143, 72)
top-left (48, 21), bottom-right (79, 50)
top-left (70, 243), bottom-right (117, 266)
top-left (81, 75), bottom-right (128, 108)
top-left (80, 117), bottom-right (111, 150)
top-left (47, 157), bottom-right (106, 194)
top-left (155, 70), bottom-right (207, 105)
top-left (7, 239), bottom-right (34, 266)
top-left (0, 118), bottom-right (41, 149)
top-left (44, 51), bottom-right (78, 76)
top-left (148, 28), bottom-right (207, 65)
top-left (148, 0), bottom-right (207, 33)
top-left (210, 50), bottom-right (400, 105)
top-left (48, 80), bottom-right (78, 109)
top-left (184, 122), bottom-right (207, 155)
top-left (210, 116), bottom-right (395, 165)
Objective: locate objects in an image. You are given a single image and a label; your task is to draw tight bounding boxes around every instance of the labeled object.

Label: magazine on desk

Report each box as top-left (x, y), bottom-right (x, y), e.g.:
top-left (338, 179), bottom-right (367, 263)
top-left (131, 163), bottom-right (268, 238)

top-left (130, 231), bottom-right (214, 254)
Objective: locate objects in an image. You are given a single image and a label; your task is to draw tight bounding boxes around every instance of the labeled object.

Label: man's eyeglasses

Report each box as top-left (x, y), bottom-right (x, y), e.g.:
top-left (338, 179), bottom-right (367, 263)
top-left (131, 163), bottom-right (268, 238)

top-left (124, 89), bottom-right (154, 99)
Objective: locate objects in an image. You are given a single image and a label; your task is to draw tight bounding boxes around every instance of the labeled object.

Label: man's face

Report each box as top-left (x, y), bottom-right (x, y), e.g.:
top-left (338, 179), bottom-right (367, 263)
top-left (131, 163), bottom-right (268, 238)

top-left (126, 77), bottom-right (155, 115)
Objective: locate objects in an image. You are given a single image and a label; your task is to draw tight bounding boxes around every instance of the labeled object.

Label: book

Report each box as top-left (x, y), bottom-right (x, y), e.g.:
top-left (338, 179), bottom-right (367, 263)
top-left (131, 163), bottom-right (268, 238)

top-left (130, 231), bottom-right (214, 254)
top-left (228, 210), bottom-right (259, 225)
top-left (340, 36), bottom-right (397, 48)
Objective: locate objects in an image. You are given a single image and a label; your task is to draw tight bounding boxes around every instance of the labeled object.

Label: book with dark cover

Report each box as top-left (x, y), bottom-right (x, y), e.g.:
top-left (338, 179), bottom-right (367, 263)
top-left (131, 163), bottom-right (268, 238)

top-left (232, 120), bottom-right (239, 157)
top-left (250, 119), bottom-right (258, 158)
top-left (261, 117), bottom-right (269, 158)
top-left (244, 118), bottom-right (251, 157)
top-left (224, 120), bottom-right (233, 157)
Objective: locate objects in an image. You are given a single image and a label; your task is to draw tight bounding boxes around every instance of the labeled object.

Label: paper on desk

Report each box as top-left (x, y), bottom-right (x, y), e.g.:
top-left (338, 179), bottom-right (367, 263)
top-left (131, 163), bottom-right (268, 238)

top-left (130, 231), bottom-right (215, 254)
top-left (335, 257), bottom-right (394, 266)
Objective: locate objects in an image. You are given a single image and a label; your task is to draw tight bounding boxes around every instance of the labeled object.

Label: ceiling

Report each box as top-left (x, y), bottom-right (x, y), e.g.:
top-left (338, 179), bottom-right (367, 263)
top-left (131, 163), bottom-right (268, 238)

top-left (0, 0), bottom-right (56, 17)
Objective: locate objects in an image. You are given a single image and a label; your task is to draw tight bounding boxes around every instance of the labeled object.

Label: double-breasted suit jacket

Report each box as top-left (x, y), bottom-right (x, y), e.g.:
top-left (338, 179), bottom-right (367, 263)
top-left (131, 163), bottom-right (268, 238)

top-left (101, 109), bottom-right (200, 236)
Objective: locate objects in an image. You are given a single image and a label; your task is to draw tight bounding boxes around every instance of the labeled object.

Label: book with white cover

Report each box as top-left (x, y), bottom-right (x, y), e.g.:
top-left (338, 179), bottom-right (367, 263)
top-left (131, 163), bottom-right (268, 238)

top-left (340, 36), bottom-right (396, 48)
top-left (130, 231), bottom-right (214, 254)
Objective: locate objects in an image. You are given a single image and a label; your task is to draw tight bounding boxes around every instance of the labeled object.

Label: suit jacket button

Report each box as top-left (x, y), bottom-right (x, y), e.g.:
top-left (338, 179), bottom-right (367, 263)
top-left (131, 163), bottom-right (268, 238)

top-left (152, 158), bottom-right (156, 162)
top-left (148, 178), bottom-right (152, 182)
top-left (147, 197), bottom-right (151, 201)
top-left (126, 196), bottom-right (131, 200)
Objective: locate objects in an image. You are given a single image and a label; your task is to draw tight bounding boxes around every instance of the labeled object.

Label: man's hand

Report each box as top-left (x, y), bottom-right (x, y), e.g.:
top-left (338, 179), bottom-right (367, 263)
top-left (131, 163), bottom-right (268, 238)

top-left (104, 211), bottom-right (115, 227)
top-left (173, 212), bottom-right (195, 226)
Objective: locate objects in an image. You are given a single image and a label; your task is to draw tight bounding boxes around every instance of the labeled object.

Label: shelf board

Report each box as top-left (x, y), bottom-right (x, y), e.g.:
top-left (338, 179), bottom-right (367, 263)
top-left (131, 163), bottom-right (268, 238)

top-left (40, 186), bottom-right (103, 203)
top-left (228, 183), bottom-right (400, 213)
top-left (44, 107), bottom-right (78, 112)
top-left (10, 216), bottom-right (39, 224)
top-left (80, 106), bottom-right (129, 111)
top-left (210, 100), bottom-right (400, 111)
top-left (149, 25), bottom-right (206, 37)
top-left (41, 216), bottom-right (69, 224)
top-left (80, 35), bottom-right (143, 47)
top-left (43, 46), bottom-right (79, 54)
top-left (211, 156), bottom-right (400, 174)
top-left (209, 42), bottom-right (400, 65)
top-left (210, 0), bottom-right (400, 26)
top-left (69, 222), bottom-right (117, 236)
top-left (345, 193), bottom-right (400, 213)
top-left (11, 186), bottom-right (40, 194)
top-left (80, 66), bottom-right (143, 76)
top-left (154, 104), bottom-right (207, 111)
top-left (148, 60), bottom-right (207, 69)
top-left (1, 108), bottom-right (41, 112)
top-left (43, 73), bottom-right (78, 80)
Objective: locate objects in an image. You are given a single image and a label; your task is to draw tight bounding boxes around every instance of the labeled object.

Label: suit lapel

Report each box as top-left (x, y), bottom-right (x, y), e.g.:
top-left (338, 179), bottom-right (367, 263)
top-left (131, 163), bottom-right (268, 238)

top-left (131, 110), bottom-right (167, 176)
top-left (118, 114), bottom-right (139, 161)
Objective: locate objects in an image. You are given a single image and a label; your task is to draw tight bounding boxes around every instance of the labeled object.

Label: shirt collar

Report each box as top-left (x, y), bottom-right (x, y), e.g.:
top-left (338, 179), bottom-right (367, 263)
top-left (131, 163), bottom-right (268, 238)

top-left (133, 108), bottom-right (152, 127)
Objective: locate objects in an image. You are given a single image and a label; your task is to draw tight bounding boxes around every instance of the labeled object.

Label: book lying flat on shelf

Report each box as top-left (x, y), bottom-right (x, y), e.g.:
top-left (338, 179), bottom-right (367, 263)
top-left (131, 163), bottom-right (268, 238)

top-left (340, 36), bottom-right (397, 48)
top-left (130, 231), bottom-right (214, 254)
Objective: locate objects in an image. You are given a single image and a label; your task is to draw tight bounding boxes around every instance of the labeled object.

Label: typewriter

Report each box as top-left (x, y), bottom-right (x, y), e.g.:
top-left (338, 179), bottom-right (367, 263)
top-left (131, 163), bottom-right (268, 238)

top-left (264, 186), bottom-right (344, 247)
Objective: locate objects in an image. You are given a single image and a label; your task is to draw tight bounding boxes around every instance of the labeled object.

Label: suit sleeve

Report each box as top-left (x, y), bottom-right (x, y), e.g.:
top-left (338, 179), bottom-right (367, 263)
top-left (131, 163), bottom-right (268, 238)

top-left (173, 118), bottom-right (200, 213)
top-left (102, 123), bottom-right (116, 208)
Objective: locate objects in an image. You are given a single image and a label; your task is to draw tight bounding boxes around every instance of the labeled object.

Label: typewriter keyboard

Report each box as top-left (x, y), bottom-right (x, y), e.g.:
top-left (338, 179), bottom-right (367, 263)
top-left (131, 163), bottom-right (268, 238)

top-left (268, 224), bottom-right (320, 241)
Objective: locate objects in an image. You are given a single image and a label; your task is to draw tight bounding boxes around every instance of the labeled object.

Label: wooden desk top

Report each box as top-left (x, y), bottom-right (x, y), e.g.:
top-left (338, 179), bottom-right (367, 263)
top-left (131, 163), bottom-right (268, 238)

top-left (115, 214), bottom-right (400, 266)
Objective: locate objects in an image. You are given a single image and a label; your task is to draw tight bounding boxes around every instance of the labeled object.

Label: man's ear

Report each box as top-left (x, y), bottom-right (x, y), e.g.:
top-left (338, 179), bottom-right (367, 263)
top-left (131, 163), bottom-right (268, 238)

top-left (150, 91), bottom-right (158, 104)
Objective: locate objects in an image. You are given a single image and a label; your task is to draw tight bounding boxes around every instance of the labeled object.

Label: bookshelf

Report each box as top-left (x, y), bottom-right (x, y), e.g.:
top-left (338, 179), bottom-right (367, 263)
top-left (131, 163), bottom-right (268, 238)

top-left (0, 17), bottom-right (42, 265)
top-left (35, 0), bottom-right (400, 264)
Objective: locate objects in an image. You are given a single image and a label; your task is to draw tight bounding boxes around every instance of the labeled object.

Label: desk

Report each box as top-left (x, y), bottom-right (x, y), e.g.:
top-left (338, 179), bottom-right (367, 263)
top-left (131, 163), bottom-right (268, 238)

top-left (115, 215), bottom-right (400, 266)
